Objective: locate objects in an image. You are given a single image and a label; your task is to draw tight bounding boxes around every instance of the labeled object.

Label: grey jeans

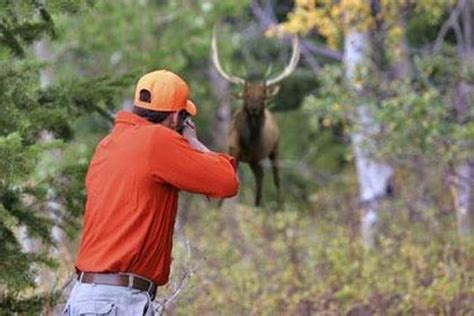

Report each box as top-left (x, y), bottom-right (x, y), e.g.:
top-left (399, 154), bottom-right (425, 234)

top-left (63, 281), bottom-right (154, 315)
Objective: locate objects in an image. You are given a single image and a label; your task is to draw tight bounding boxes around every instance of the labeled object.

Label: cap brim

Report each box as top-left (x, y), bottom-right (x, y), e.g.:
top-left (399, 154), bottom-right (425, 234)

top-left (185, 100), bottom-right (197, 116)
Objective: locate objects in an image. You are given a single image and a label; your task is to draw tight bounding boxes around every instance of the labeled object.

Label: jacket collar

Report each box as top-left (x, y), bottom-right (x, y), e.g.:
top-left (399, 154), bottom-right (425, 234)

top-left (114, 111), bottom-right (152, 126)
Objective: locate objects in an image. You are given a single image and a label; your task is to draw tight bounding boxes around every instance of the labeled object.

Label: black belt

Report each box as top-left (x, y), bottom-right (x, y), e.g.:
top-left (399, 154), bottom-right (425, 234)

top-left (77, 272), bottom-right (157, 300)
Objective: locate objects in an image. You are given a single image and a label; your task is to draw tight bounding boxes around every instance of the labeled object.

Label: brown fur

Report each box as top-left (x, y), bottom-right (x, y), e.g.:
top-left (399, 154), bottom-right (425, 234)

top-left (228, 83), bottom-right (281, 206)
top-left (211, 32), bottom-right (299, 206)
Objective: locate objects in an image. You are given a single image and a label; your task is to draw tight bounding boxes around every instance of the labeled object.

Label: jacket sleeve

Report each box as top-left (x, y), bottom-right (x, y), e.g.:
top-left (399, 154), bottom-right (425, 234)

top-left (148, 128), bottom-right (239, 198)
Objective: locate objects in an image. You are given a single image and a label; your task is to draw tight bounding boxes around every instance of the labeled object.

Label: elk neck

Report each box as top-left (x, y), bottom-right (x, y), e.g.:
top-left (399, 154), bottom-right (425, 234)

top-left (239, 108), bottom-right (266, 149)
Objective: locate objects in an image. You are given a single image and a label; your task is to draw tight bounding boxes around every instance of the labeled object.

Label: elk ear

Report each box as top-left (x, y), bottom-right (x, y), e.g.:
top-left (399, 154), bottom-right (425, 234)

top-left (266, 85), bottom-right (280, 98)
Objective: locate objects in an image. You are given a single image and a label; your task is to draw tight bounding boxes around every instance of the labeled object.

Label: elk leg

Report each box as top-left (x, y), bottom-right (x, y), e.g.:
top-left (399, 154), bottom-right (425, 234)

top-left (249, 161), bottom-right (264, 207)
top-left (269, 148), bottom-right (281, 205)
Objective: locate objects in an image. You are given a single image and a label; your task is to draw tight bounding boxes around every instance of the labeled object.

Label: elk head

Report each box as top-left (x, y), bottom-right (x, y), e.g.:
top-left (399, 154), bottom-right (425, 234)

top-left (211, 29), bottom-right (300, 207)
top-left (211, 31), bottom-right (300, 115)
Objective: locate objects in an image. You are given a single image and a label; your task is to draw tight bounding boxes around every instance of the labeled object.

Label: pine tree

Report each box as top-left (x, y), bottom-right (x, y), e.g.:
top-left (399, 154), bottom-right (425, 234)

top-left (0, 1), bottom-right (131, 312)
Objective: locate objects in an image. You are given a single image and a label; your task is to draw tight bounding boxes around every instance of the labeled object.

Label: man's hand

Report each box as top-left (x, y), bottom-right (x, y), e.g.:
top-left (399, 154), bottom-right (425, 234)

top-left (182, 118), bottom-right (197, 139)
top-left (182, 119), bottom-right (210, 153)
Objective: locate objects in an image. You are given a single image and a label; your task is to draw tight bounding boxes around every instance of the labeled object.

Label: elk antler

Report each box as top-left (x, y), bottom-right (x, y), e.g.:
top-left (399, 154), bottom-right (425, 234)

top-left (211, 29), bottom-right (246, 85)
top-left (265, 36), bottom-right (300, 86)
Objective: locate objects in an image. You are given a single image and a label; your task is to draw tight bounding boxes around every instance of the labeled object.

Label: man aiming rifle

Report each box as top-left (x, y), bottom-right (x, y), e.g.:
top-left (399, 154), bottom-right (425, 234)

top-left (63, 70), bottom-right (239, 315)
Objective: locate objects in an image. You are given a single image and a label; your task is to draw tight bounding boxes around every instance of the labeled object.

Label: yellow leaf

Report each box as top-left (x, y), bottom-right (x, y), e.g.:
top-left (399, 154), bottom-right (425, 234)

top-left (322, 117), bottom-right (331, 127)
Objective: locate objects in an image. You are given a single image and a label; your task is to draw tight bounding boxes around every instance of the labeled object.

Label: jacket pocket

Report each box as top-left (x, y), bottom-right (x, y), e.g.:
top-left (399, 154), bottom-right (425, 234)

top-left (71, 300), bottom-right (116, 315)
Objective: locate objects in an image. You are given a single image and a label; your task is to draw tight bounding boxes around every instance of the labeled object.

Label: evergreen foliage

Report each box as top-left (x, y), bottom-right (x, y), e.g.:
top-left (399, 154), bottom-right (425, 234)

top-left (0, 1), bottom-right (130, 312)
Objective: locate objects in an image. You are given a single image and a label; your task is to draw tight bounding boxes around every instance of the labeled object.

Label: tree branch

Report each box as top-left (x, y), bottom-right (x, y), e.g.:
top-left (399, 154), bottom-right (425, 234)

top-left (433, 0), bottom-right (467, 53)
top-left (300, 42), bottom-right (321, 73)
top-left (250, 0), bottom-right (343, 71)
top-left (301, 40), bottom-right (343, 62)
top-left (453, 15), bottom-right (466, 56)
top-left (93, 104), bottom-right (115, 124)
top-left (154, 269), bottom-right (190, 315)
top-left (462, 0), bottom-right (472, 52)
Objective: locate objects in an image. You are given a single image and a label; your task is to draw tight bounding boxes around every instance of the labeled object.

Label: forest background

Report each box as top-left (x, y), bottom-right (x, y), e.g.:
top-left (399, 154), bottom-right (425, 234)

top-left (1, 0), bottom-right (473, 315)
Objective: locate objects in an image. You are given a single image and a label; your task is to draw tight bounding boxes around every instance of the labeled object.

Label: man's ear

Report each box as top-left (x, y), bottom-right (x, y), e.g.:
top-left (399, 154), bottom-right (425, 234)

top-left (170, 111), bottom-right (180, 127)
top-left (162, 111), bottom-right (179, 130)
top-left (266, 85), bottom-right (280, 98)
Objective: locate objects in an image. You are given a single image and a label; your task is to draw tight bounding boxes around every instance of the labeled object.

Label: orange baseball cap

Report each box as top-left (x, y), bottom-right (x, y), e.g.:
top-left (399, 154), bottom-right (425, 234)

top-left (134, 70), bottom-right (197, 116)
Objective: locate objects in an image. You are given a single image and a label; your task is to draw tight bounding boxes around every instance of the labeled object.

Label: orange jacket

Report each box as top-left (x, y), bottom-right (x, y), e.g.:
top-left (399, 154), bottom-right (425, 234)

top-left (75, 111), bottom-right (239, 285)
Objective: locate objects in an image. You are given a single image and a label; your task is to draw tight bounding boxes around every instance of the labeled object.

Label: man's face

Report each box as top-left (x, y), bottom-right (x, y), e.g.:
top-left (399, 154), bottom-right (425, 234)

top-left (164, 110), bottom-right (189, 134)
top-left (176, 111), bottom-right (189, 134)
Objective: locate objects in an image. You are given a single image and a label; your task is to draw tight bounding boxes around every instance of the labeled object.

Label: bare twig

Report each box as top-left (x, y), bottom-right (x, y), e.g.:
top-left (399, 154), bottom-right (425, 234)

top-left (250, 0), bottom-right (343, 74)
top-left (453, 16), bottom-right (466, 56)
top-left (153, 210), bottom-right (200, 315)
top-left (155, 13), bottom-right (177, 26)
top-left (462, 1), bottom-right (472, 50)
top-left (301, 42), bottom-right (321, 73)
top-left (250, 1), bottom-right (274, 28)
top-left (154, 269), bottom-right (191, 315)
top-left (433, 0), bottom-right (467, 53)
top-left (93, 104), bottom-right (115, 123)
top-left (60, 273), bottom-right (76, 294)
top-left (301, 41), bottom-right (343, 62)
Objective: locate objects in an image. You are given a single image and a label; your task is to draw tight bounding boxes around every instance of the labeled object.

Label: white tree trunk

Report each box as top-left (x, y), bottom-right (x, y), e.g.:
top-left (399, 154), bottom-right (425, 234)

top-left (452, 81), bottom-right (474, 236)
top-left (33, 40), bottom-right (69, 291)
top-left (208, 66), bottom-right (240, 207)
top-left (452, 0), bottom-right (474, 237)
top-left (208, 66), bottom-right (232, 152)
top-left (453, 161), bottom-right (473, 236)
top-left (19, 41), bottom-right (56, 253)
top-left (344, 30), bottom-right (393, 247)
top-left (34, 40), bottom-right (54, 88)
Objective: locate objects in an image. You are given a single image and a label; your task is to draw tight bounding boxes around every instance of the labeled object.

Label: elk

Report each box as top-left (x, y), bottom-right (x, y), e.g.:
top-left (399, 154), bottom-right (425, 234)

top-left (211, 31), bottom-right (300, 206)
